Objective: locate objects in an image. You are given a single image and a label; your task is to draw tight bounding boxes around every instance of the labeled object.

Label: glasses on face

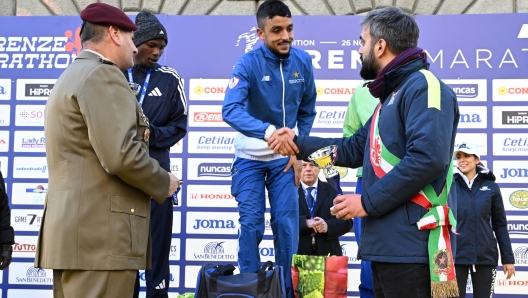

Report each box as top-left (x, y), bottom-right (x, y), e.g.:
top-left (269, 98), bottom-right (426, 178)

top-left (129, 83), bottom-right (141, 96)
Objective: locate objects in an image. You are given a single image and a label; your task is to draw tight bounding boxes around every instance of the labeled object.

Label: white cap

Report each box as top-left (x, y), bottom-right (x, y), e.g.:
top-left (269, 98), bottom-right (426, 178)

top-left (454, 142), bottom-right (480, 158)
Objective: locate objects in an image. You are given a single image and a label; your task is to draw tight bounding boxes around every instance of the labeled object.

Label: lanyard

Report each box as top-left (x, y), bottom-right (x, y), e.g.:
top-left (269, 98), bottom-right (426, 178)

top-left (303, 187), bottom-right (318, 218)
top-left (127, 68), bottom-right (152, 107)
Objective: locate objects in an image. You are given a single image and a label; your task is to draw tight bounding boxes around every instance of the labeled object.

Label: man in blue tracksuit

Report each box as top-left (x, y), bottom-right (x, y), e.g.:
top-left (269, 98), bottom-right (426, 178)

top-left (269, 7), bottom-right (459, 297)
top-left (125, 11), bottom-right (188, 298)
top-left (222, 1), bottom-right (316, 296)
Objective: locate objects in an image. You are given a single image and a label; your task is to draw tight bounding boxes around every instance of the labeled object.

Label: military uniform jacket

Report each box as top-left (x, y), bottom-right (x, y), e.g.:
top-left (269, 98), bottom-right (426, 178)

top-left (35, 50), bottom-right (169, 270)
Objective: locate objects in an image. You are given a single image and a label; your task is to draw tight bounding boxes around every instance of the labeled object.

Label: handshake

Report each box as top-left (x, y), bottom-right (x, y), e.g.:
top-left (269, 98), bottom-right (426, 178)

top-left (267, 127), bottom-right (299, 156)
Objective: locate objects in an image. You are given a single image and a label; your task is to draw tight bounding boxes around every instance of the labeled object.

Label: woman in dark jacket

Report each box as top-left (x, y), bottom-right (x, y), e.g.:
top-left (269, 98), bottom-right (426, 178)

top-left (453, 142), bottom-right (515, 298)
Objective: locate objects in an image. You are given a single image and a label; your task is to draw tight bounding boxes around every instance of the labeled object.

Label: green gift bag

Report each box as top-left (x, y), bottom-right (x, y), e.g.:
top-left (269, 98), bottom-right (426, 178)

top-left (291, 254), bottom-right (348, 298)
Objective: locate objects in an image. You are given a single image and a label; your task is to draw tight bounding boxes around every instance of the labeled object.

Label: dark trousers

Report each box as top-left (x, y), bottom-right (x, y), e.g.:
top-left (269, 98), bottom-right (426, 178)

top-left (455, 264), bottom-right (497, 298)
top-left (371, 262), bottom-right (431, 298)
top-left (133, 197), bottom-right (174, 298)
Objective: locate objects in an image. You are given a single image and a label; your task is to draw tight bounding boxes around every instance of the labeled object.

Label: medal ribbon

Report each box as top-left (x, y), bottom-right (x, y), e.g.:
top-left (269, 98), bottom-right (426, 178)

top-left (369, 103), bottom-right (458, 298)
top-left (127, 68), bottom-right (152, 107)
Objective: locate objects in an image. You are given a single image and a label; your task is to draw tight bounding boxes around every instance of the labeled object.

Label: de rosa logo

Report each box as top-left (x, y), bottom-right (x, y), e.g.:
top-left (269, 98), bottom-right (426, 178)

top-left (0, 27), bottom-right (81, 69)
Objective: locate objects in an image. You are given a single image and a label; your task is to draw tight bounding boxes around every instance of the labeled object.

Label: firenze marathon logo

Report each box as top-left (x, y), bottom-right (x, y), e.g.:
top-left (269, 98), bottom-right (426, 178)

top-left (198, 163), bottom-right (231, 177)
top-left (193, 242), bottom-right (235, 260)
top-left (446, 83), bottom-right (478, 98)
top-left (0, 27), bottom-right (81, 69)
top-left (503, 111), bottom-right (528, 125)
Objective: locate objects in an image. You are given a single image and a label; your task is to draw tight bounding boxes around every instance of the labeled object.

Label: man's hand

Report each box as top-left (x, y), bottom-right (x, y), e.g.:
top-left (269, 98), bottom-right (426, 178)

top-left (504, 264), bottom-right (515, 279)
top-left (0, 245), bottom-right (12, 270)
top-left (283, 156), bottom-right (302, 186)
top-left (268, 127), bottom-right (298, 156)
top-left (313, 217), bottom-right (328, 233)
top-left (167, 172), bottom-right (180, 197)
top-left (331, 194), bottom-right (368, 220)
top-left (306, 218), bottom-right (315, 228)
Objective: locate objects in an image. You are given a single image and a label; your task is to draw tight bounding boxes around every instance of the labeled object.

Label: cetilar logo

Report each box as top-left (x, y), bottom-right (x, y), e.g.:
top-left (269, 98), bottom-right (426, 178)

top-left (514, 246), bottom-right (528, 265)
top-left (15, 266), bottom-right (52, 283)
top-left (198, 163), bottom-right (231, 177)
top-left (235, 27), bottom-right (260, 53)
top-left (0, 27), bottom-right (81, 69)
top-left (193, 241), bottom-right (236, 260)
top-left (446, 83), bottom-right (478, 98)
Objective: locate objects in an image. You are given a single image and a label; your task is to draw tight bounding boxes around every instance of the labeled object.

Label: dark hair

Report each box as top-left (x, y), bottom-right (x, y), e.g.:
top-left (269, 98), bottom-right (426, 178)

top-left (360, 7), bottom-right (419, 55)
top-left (80, 21), bottom-right (108, 45)
top-left (256, 0), bottom-right (292, 30)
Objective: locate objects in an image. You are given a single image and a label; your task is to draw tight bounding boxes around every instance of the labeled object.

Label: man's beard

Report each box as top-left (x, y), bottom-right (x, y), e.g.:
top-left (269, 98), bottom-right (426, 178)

top-left (360, 52), bottom-right (379, 80)
top-left (268, 41), bottom-right (291, 59)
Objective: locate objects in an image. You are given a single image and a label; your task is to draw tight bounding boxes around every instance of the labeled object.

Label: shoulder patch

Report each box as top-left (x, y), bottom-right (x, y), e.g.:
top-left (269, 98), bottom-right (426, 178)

top-left (419, 69), bottom-right (441, 111)
top-left (228, 77), bottom-right (240, 89)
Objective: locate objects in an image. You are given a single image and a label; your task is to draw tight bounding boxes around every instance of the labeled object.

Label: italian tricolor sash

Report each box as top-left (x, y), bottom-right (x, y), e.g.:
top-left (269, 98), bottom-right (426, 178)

top-left (369, 70), bottom-right (458, 298)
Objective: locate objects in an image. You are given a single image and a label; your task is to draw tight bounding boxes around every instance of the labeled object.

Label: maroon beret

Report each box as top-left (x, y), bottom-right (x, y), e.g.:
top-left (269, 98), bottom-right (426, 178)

top-left (80, 3), bottom-right (138, 32)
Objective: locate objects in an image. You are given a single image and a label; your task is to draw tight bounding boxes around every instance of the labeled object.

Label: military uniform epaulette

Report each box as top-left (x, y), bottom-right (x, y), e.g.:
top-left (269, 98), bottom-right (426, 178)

top-left (99, 57), bottom-right (116, 66)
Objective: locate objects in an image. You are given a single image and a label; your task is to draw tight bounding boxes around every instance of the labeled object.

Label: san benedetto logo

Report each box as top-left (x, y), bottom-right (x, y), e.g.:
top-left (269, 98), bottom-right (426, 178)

top-left (510, 190), bottom-right (528, 209)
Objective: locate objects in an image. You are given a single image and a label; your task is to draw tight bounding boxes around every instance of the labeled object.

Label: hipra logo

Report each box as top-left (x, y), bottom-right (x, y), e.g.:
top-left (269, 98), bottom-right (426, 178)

top-left (193, 241), bottom-right (236, 260)
top-left (198, 162), bottom-right (231, 177)
top-left (235, 27), bottom-right (260, 53)
top-left (194, 112), bottom-right (223, 122)
top-left (510, 190), bottom-right (528, 209)
top-left (0, 27), bottom-right (81, 69)
top-left (503, 111), bottom-right (528, 124)
top-left (25, 83), bottom-right (53, 97)
top-left (514, 246), bottom-right (528, 265)
top-left (15, 266), bottom-right (52, 283)
top-left (192, 219), bottom-right (236, 230)
top-left (447, 83), bottom-right (478, 98)
top-left (507, 220), bottom-right (528, 235)
top-left (21, 137), bottom-right (45, 148)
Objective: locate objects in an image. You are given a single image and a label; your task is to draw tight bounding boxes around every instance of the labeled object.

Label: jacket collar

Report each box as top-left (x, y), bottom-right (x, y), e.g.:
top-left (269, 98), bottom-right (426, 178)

top-left (381, 58), bottom-right (427, 102)
top-left (259, 44), bottom-right (291, 63)
top-left (132, 63), bottom-right (159, 74)
top-left (75, 50), bottom-right (116, 66)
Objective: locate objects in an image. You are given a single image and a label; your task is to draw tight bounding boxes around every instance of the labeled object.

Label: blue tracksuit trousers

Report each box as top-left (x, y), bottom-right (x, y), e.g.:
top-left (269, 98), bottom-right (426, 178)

top-left (231, 157), bottom-right (299, 298)
top-left (355, 177), bottom-right (374, 298)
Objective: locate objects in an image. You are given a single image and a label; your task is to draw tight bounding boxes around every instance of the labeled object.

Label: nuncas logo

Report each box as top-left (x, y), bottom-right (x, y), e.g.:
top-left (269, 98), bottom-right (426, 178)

top-left (447, 83), bottom-right (478, 98)
top-left (510, 190), bottom-right (528, 209)
top-left (198, 163), bottom-right (231, 177)
top-left (508, 220), bottom-right (528, 235)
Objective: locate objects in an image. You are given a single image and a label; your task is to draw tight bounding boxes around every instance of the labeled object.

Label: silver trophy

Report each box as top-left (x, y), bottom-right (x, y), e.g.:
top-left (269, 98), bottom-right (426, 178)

top-left (307, 145), bottom-right (342, 195)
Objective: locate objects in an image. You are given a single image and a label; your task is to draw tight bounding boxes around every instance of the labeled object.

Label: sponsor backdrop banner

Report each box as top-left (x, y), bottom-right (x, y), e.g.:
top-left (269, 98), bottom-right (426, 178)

top-left (0, 13), bottom-right (527, 297)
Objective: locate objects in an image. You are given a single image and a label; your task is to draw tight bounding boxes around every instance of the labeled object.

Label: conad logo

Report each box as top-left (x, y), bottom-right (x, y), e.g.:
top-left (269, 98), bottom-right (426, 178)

top-left (510, 190), bottom-right (528, 209)
top-left (194, 112), bottom-right (223, 122)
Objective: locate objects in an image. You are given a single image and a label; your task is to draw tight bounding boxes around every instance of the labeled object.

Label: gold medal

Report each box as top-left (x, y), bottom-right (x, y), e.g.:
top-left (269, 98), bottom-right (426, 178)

top-left (144, 128), bottom-right (150, 142)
